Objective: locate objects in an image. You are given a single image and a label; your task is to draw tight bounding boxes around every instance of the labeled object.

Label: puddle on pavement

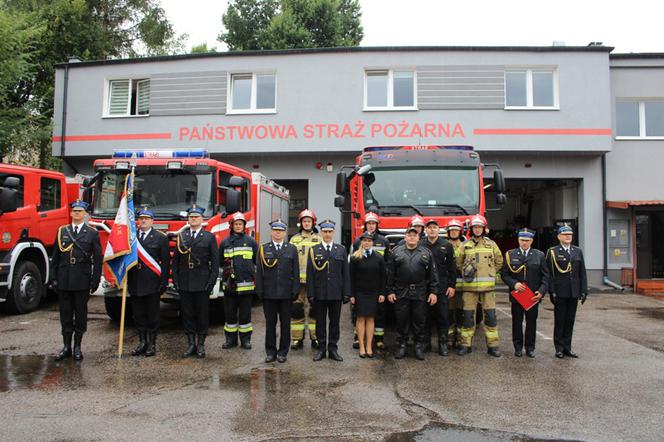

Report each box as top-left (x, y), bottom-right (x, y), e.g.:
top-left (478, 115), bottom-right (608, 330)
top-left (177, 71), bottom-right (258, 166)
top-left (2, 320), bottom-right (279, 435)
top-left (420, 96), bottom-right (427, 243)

top-left (386, 422), bottom-right (578, 442)
top-left (635, 308), bottom-right (664, 320)
top-left (0, 354), bottom-right (84, 392)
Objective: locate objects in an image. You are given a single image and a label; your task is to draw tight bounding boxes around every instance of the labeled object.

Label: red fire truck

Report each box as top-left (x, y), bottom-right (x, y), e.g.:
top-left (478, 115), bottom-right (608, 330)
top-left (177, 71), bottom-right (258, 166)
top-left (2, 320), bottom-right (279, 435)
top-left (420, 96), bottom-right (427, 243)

top-left (0, 164), bottom-right (80, 313)
top-left (82, 149), bottom-right (289, 321)
top-left (334, 145), bottom-right (506, 248)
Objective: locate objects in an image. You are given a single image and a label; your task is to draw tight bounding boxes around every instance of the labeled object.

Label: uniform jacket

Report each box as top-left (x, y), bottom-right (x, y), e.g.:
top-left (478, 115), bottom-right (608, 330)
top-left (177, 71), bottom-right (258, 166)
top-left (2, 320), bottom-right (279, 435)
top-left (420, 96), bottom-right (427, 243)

top-left (456, 236), bottom-right (503, 292)
top-left (387, 245), bottom-right (440, 300)
top-left (306, 242), bottom-right (351, 302)
top-left (172, 228), bottom-right (219, 293)
top-left (421, 237), bottom-right (456, 293)
top-left (255, 241), bottom-right (300, 300)
top-left (290, 230), bottom-right (322, 283)
top-left (352, 231), bottom-right (391, 260)
top-left (51, 224), bottom-right (102, 292)
top-left (501, 248), bottom-right (549, 296)
top-left (448, 238), bottom-right (465, 290)
top-left (545, 244), bottom-right (588, 298)
top-left (127, 229), bottom-right (170, 297)
top-left (220, 232), bottom-right (258, 294)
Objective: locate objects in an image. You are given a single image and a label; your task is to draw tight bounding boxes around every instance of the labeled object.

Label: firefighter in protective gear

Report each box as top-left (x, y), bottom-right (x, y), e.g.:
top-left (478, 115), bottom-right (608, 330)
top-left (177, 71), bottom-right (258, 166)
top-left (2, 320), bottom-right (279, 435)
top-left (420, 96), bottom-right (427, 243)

top-left (397, 215), bottom-right (426, 247)
top-left (446, 219), bottom-right (465, 348)
top-left (220, 212), bottom-right (258, 350)
top-left (289, 209), bottom-right (321, 349)
top-left (351, 212), bottom-right (391, 349)
top-left (456, 215), bottom-right (503, 357)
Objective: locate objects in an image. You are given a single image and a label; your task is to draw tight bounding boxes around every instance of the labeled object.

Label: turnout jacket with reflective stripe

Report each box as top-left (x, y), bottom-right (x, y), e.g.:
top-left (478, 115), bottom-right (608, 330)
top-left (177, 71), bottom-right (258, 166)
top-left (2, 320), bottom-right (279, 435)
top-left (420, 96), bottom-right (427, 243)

top-left (290, 230), bottom-right (322, 283)
top-left (456, 236), bottom-right (503, 292)
top-left (220, 232), bottom-right (258, 293)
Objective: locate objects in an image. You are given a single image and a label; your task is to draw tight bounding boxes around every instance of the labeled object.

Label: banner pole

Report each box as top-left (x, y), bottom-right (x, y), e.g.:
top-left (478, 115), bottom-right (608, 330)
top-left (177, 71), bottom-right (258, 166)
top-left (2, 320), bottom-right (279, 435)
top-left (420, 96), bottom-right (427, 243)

top-left (118, 280), bottom-right (128, 358)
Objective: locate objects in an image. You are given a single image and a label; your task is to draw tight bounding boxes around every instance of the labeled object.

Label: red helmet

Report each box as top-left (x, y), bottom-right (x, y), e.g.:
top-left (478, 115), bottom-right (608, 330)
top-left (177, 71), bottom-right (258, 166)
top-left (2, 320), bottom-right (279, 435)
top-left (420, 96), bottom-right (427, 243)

top-left (470, 215), bottom-right (487, 227)
top-left (231, 212), bottom-right (247, 224)
top-left (408, 215), bottom-right (425, 227)
top-left (446, 219), bottom-right (463, 231)
top-left (298, 209), bottom-right (317, 223)
top-left (364, 212), bottom-right (380, 224)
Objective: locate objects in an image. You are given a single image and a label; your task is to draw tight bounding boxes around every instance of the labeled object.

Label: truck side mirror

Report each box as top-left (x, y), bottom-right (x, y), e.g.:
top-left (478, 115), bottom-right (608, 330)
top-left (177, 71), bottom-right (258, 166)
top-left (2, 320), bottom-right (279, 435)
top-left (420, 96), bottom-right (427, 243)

top-left (496, 193), bottom-right (507, 205)
top-left (82, 187), bottom-right (93, 206)
top-left (364, 172), bottom-right (375, 186)
top-left (334, 195), bottom-right (345, 208)
top-left (225, 188), bottom-right (241, 214)
top-left (493, 169), bottom-right (506, 194)
top-left (229, 176), bottom-right (244, 187)
top-left (0, 187), bottom-right (18, 214)
top-left (336, 172), bottom-right (347, 195)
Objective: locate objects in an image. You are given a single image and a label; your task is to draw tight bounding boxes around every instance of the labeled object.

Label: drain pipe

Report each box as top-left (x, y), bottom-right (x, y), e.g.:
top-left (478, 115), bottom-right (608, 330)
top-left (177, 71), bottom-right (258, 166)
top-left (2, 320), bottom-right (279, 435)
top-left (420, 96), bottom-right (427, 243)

top-left (602, 153), bottom-right (625, 291)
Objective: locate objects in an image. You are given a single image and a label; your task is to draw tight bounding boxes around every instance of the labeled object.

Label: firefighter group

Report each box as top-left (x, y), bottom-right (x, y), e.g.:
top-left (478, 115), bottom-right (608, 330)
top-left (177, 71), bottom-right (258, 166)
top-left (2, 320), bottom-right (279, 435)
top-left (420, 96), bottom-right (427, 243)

top-left (51, 201), bottom-right (588, 363)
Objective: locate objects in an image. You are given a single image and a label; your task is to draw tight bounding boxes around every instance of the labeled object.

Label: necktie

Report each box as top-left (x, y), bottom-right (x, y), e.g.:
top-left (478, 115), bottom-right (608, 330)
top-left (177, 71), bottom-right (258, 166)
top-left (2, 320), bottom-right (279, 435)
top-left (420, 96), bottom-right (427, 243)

top-left (140, 232), bottom-right (146, 242)
top-left (73, 226), bottom-right (79, 236)
top-left (276, 244), bottom-right (281, 252)
top-left (326, 245), bottom-right (331, 253)
top-left (192, 230), bottom-right (197, 240)
top-left (365, 251), bottom-right (370, 258)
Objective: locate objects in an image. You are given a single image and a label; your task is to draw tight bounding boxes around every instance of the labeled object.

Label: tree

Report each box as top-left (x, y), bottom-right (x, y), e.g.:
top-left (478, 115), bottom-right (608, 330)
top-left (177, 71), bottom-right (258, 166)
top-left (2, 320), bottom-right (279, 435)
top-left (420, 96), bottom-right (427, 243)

top-left (0, 0), bottom-right (185, 168)
top-left (218, 0), bottom-right (363, 51)
top-left (191, 43), bottom-right (217, 54)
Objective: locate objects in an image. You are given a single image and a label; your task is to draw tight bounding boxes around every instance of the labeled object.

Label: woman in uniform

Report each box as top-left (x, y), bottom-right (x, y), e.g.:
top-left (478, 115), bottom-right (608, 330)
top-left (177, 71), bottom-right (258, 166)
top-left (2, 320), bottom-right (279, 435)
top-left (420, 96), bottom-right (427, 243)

top-left (349, 232), bottom-right (386, 358)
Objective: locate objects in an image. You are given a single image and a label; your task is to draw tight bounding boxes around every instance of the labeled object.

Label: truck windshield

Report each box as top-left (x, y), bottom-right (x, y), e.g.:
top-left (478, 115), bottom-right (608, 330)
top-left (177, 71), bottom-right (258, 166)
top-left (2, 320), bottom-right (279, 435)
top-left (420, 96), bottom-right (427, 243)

top-left (92, 169), bottom-right (215, 218)
top-left (362, 167), bottom-right (479, 216)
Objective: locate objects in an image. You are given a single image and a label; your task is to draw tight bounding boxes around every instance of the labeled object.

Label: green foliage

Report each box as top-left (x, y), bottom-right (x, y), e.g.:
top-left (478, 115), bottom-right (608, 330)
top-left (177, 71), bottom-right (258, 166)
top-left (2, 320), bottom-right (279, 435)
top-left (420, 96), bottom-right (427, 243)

top-left (191, 43), bottom-right (217, 54)
top-left (219, 0), bottom-right (363, 51)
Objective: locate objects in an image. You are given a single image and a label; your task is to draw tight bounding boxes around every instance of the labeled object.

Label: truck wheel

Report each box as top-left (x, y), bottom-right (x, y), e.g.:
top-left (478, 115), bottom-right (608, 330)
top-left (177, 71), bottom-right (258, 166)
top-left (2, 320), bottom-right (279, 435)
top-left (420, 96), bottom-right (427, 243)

top-left (104, 297), bottom-right (133, 323)
top-left (209, 298), bottom-right (225, 324)
top-left (4, 261), bottom-right (43, 314)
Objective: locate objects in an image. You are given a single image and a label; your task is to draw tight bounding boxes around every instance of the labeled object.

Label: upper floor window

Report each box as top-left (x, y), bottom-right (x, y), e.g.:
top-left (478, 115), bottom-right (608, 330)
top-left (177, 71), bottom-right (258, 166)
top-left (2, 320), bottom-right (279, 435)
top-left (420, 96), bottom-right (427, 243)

top-left (107, 79), bottom-right (150, 116)
top-left (616, 100), bottom-right (664, 138)
top-left (505, 69), bottom-right (557, 109)
top-left (228, 73), bottom-right (276, 114)
top-left (364, 69), bottom-right (416, 111)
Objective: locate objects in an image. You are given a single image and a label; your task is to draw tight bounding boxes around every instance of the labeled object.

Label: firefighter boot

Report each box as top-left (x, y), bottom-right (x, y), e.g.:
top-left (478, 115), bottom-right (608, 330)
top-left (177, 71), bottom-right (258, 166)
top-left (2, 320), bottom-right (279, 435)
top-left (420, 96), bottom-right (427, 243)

top-left (222, 331), bottom-right (238, 349)
top-left (73, 333), bottom-right (84, 361)
top-left (131, 332), bottom-right (147, 356)
top-left (291, 339), bottom-right (303, 350)
top-left (438, 340), bottom-right (449, 357)
top-left (487, 347), bottom-right (502, 358)
top-left (457, 346), bottom-right (472, 356)
top-left (395, 342), bottom-right (407, 359)
top-left (183, 334), bottom-right (197, 358)
top-left (415, 344), bottom-right (426, 361)
top-left (55, 333), bottom-right (72, 361)
top-left (375, 335), bottom-right (385, 350)
top-left (240, 332), bottom-right (252, 350)
top-left (196, 335), bottom-right (206, 359)
top-left (145, 332), bottom-right (156, 357)
top-left (352, 332), bottom-right (360, 349)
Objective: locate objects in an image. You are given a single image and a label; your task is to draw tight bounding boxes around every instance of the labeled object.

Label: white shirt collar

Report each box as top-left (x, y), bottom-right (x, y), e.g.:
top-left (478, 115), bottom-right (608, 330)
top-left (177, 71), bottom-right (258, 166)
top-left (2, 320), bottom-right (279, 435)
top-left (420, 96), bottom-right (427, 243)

top-left (521, 248), bottom-right (530, 255)
top-left (273, 241), bottom-right (284, 248)
top-left (72, 222), bottom-right (84, 230)
top-left (140, 228), bottom-right (152, 236)
top-left (323, 241), bottom-right (334, 248)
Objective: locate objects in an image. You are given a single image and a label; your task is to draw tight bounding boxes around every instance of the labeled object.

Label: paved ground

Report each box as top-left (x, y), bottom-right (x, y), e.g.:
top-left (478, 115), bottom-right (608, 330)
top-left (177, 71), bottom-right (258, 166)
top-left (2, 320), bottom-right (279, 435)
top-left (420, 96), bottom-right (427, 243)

top-left (0, 291), bottom-right (663, 441)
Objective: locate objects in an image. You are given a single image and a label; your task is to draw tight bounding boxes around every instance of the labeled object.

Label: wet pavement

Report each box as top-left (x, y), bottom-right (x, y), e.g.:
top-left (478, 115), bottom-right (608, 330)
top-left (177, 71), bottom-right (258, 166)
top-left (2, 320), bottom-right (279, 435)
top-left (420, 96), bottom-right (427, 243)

top-left (0, 292), bottom-right (663, 441)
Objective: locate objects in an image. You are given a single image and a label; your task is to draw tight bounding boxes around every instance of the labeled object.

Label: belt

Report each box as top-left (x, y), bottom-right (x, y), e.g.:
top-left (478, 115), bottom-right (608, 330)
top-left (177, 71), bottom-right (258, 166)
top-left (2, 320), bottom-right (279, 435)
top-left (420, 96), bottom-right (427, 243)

top-left (397, 282), bottom-right (426, 290)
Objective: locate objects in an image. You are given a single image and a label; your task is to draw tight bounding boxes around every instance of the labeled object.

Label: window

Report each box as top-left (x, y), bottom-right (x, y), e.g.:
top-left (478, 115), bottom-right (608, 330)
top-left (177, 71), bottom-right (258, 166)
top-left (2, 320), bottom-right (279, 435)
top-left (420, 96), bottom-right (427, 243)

top-left (229, 73), bottom-right (276, 113)
top-left (40, 178), bottom-right (61, 212)
top-left (505, 69), bottom-right (557, 109)
top-left (616, 100), bottom-right (664, 138)
top-left (0, 174), bottom-right (24, 208)
top-left (106, 79), bottom-right (150, 116)
top-left (364, 70), bottom-right (416, 110)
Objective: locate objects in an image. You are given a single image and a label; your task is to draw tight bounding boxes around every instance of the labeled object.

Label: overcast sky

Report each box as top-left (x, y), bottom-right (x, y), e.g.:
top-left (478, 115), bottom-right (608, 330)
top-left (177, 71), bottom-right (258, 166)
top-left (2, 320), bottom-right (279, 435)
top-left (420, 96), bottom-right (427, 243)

top-left (160, 0), bottom-right (662, 54)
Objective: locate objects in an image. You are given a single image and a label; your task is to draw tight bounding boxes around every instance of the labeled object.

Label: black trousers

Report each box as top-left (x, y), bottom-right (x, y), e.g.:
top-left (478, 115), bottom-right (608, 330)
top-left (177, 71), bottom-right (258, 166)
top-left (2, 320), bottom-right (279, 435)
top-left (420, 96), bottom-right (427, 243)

top-left (131, 293), bottom-right (160, 334)
top-left (263, 299), bottom-right (291, 357)
top-left (394, 298), bottom-right (428, 345)
top-left (224, 293), bottom-right (252, 335)
top-left (314, 300), bottom-right (342, 351)
top-left (180, 291), bottom-right (209, 336)
top-left (425, 295), bottom-right (449, 341)
top-left (553, 297), bottom-right (578, 352)
top-left (58, 290), bottom-right (89, 335)
top-left (511, 301), bottom-right (539, 351)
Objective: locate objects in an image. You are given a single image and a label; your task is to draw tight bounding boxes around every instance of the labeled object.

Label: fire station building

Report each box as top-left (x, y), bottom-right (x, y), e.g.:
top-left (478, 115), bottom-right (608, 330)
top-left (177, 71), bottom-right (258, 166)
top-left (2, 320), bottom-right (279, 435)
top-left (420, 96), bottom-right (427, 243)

top-left (52, 46), bottom-right (664, 290)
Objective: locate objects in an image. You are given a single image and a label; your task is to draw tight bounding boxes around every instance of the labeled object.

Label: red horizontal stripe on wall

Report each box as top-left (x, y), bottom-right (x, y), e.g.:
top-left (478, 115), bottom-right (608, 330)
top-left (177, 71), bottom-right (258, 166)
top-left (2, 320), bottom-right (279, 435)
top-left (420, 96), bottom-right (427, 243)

top-left (52, 133), bottom-right (172, 142)
top-left (473, 128), bottom-right (612, 135)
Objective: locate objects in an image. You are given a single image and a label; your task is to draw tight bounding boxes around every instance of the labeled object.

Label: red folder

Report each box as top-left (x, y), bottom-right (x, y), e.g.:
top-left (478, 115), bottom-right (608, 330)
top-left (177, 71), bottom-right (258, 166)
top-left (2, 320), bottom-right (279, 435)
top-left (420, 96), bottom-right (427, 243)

top-left (511, 284), bottom-right (539, 311)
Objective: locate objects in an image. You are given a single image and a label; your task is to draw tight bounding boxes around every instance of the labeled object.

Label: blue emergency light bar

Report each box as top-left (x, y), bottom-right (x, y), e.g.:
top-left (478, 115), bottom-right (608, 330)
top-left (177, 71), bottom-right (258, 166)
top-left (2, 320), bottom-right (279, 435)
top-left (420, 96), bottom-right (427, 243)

top-left (363, 145), bottom-right (474, 153)
top-left (112, 149), bottom-right (209, 159)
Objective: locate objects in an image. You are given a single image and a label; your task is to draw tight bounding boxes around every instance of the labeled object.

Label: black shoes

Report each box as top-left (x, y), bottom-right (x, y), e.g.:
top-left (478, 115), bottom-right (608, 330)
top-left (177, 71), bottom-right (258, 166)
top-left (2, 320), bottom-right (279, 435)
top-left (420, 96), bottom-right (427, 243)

top-left (313, 350), bottom-right (326, 361)
top-left (555, 351), bottom-right (564, 359)
top-left (183, 334), bottom-right (197, 358)
top-left (487, 348), bottom-right (501, 358)
top-left (145, 332), bottom-right (156, 357)
top-left (265, 354), bottom-right (277, 363)
top-left (291, 340), bottom-right (303, 350)
top-left (73, 333), bottom-right (84, 361)
top-left (514, 349), bottom-right (523, 357)
top-left (328, 350), bottom-right (343, 361)
top-left (132, 332), bottom-right (147, 356)
top-left (457, 346), bottom-right (471, 356)
top-left (414, 345), bottom-right (425, 361)
top-left (526, 349), bottom-right (536, 358)
top-left (277, 354), bottom-right (287, 363)
top-left (196, 335), bottom-right (206, 358)
top-left (438, 342), bottom-right (449, 357)
top-left (395, 344), bottom-right (407, 359)
top-left (55, 333), bottom-right (72, 361)
top-left (563, 349), bottom-right (579, 358)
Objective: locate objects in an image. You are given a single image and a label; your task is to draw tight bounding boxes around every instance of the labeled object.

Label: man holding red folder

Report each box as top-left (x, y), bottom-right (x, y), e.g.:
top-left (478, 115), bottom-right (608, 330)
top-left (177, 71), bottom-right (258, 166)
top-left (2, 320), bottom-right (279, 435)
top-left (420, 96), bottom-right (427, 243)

top-left (501, 228), bottom-right (549, 358)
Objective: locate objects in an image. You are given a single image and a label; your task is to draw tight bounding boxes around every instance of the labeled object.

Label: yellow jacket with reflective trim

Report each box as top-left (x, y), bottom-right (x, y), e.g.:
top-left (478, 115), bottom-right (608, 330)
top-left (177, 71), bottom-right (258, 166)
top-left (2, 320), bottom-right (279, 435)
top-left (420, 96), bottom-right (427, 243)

top-left (456, 236), bottom-right (503, 292)
top-left (290, 230), bottom-right (322, 283)
top-left (449, 238), bottom-right (464, 290)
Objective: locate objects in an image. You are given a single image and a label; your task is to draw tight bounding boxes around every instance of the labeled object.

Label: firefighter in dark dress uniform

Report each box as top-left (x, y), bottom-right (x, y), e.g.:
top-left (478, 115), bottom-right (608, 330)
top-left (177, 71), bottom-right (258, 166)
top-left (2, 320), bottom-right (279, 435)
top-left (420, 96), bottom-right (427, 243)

top-left (220, 212), bottom-right (258, 350)
top-left (127, 208), bottom-right (169, 357)
top-left (387, 226), bottom-right (440, 360)
top-left (52, 200), bottom-right (102, 361)
top-left (256, 219), bottom-right (300, 363)
top-left (546, 225), bottom-right (588, 359)
top-left (308, 219), bottom-right (351, 362)
top-left (172, 205), bottom-right (220, 359)
top-left (501, 228), bottom-right (549, 358)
